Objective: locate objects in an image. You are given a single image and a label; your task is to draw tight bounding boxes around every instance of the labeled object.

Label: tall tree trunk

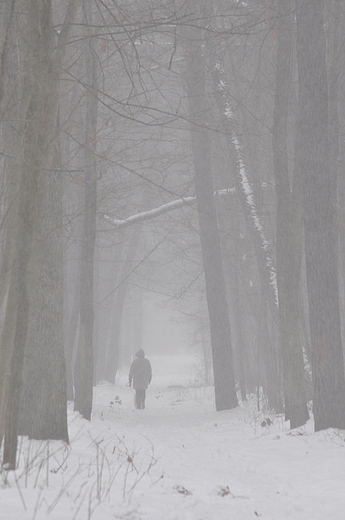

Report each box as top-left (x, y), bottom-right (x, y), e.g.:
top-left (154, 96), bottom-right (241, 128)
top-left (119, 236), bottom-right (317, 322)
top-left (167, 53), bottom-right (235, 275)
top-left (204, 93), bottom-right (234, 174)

top-left (12, 0), bottom-right (78, 443)
top-left (2, 169), bottom-right (39, 468)
top-left (61, 57), bottom-right (86, 401)
top-left (74, 4), bottom-right (98, 419)
top-left (327, 0), bottom-right (341, 207)
top-left (200, 314), bottom-right (212, 386)
top-left (93, 234), bottom-right (101, 384)
top-left (257, 295), bottom-right (278, 408)
top-left (104, 226), bottom-right (142, 383)
top-left (207, 24), bottom-right (282, 410)
top-left (184, 1), bottom-right (238, 411)
top-left (208, 34), bottom-right (279, 325)
top-left (1, 0), bottom-right (79, 456)
top-left (217, 187), bottom-right (247, 401)
top-left (295, 0), bottom-right (345, 431)
top-left (18, 166), bottom-right (68, 442)
top-left (0, 0), bottom-right (15, 119)
top-left (132, 289), bottom-right (143, 359)
top-left (2, 0), bottom-right (56, 466)
top-left (272, 0), bottom-right (309, 428)
top-left (0, 3), bottom-right (20, 311)
top-left (0, 7), bottom-right (27, 439)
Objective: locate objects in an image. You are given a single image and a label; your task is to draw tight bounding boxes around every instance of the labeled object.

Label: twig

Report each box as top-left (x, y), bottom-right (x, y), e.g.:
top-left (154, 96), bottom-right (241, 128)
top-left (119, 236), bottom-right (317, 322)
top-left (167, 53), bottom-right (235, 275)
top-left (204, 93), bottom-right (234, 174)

top-left (14, 471), bottom-right (27, 510)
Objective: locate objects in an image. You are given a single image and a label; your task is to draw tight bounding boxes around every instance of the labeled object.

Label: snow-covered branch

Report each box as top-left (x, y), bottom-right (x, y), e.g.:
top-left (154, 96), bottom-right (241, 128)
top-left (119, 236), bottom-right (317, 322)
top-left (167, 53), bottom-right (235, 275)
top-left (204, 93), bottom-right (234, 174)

top-left (101, 189), bottom-right (234, 229)
top-left (209, 35), bottom-right (279, 309)
top-left (102, 196), bottom-right (196, 229)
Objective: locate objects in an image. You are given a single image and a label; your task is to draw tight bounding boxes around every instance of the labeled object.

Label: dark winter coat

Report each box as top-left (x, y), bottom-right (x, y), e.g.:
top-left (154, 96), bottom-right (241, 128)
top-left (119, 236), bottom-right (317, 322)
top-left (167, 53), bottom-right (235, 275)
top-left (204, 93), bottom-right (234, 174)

top-left (129, 349), bottom-right (152, 390)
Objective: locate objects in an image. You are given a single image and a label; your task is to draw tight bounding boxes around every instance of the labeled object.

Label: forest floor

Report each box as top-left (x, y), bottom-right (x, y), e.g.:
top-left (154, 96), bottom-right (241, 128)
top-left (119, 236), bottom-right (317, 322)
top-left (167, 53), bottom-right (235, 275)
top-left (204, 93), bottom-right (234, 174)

top-left (1, 354), bottom-right (345, 519)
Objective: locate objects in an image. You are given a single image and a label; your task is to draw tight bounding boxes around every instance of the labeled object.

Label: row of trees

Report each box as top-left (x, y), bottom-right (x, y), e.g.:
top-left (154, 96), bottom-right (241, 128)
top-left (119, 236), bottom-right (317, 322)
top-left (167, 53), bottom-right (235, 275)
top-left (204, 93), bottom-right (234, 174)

top-left (0, 0), bottom-right (345, 469)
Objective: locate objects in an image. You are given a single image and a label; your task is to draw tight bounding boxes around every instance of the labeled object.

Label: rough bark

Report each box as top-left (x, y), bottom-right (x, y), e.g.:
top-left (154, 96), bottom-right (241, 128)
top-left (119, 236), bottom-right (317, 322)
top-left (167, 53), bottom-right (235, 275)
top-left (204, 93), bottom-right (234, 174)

top-left (216, 184), bottom-right (247, 401)
top-left (272, 0), bottom-right (309, 428)
top-left (1, 0), bottom-right (79, 456)
top-left (0, 0), bottom-right (15, 119)
top-left (0, 6), bottom-right (33, 438)
top-left (2, 171), bottom-right (38, 467)
top-left (207, 24), bottom-right (282, 410)
top-left (74, 5), bottom-right (98, 420)
top-left (295, 0), bottom-right (345, 431)
top-left (19, 169), bottom-right (68, 442)
top-left (2, 0), bottom-right (55, 465)
top-left (327, 0), bottom-right (341, 207)
top-left (0, 3), bottom-right (21, 311)
top-left (208, 36), bottom-right (279, 320)
top-left (14, 0), bottom-right (79, 442)
top-left (184, 1), bottom-right (238, 411)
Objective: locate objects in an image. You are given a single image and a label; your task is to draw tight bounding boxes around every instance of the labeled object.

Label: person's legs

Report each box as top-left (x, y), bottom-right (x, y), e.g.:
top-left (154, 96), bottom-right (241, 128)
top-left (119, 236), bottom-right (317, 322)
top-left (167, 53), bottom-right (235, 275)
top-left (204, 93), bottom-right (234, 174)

top-left (136, 390), bottom-right (146, 409)
top-left (134, 390), bottom-right (140, 409)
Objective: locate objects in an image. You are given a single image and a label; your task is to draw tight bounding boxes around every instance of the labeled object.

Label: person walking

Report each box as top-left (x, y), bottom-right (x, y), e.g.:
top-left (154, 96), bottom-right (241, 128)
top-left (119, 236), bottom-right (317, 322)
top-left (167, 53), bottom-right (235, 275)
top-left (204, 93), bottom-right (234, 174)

top-left (128, 349), bottom-right (152, 409)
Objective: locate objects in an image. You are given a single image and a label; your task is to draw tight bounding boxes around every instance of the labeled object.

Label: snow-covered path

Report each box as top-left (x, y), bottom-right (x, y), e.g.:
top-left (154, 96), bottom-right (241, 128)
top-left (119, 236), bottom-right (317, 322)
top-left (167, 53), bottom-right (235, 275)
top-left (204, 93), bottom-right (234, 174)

top-left (1, 354), bottom-right (345, 519)
top-left (91, 355), bottom-right (345, 520)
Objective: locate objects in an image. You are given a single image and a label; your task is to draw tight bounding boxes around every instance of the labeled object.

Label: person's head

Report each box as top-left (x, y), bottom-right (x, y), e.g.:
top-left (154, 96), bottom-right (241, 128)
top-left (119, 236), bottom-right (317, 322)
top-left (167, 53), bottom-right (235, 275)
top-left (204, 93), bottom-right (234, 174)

top-left (135, 349), bottom-right (145, 358)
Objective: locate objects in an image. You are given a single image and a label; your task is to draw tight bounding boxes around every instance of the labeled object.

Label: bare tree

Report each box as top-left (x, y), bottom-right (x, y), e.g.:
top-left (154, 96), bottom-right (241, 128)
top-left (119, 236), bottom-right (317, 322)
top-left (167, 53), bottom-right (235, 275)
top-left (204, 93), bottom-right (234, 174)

top-left (183, 0), bottom-right (238, 411)
top-left (272, 0), bottom-right (308, 428)
top-left (295, 0), bottom-right (345, 431)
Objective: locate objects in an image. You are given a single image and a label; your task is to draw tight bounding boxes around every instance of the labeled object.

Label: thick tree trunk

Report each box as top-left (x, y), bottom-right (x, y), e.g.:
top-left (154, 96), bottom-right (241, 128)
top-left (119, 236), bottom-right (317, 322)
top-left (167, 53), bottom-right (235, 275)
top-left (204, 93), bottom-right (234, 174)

top-left (11, 0), bottom-right (78, 443)
top-left (327, 0), bottom-right (341, 206)
top-left (295, 0), bottom-right (345, 431)
top-left (19, 168), bottom-right (68, 442)
top-left (184, 2), bottom-right (238, 411)
top-left (61, 61), bottom-right (86, 402)
top-left (2, 171), bottom-right (38, 467)
top-left (217, 188), bottom-right (247, 401)
top-left (74, 9), bottom-right (98, 419)
top-left (0, 0), bottom-right (15, 118)
top-left (132, 289), bottom-right (143, 359)
top-left (1, 0), bottom-right (78, 464)
top-left (0, 10), bottom-right (21, 312)
top-left (0, 6), bottom-right (33, 438)
top-left (272, 0), bottom-right (309, 428)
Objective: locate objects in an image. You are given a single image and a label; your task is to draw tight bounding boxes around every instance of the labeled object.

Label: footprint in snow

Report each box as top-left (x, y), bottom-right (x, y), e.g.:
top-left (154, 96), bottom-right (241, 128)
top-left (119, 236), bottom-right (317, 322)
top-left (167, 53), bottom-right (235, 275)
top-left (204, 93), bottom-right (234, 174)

top-left (173, 485), bottom-right (192, 495)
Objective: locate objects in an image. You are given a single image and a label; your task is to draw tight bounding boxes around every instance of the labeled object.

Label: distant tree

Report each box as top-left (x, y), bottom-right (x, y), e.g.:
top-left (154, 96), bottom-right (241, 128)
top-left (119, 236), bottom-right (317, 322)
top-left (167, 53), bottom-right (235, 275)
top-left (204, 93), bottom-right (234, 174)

top-left (104, 225), bottom-right (142, 383)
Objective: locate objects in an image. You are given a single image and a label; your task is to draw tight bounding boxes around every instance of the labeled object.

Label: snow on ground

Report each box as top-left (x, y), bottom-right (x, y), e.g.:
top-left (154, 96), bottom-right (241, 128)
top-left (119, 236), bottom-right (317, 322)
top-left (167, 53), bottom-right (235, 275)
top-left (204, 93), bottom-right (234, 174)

top-left (1, 354), bottom-right (345, 519)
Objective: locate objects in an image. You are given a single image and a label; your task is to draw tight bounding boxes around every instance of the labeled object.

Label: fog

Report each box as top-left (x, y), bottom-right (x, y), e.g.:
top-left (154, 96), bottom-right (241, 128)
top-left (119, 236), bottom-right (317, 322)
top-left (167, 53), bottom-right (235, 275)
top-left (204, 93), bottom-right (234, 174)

top-left (1, 0), bottom-right (345, 490)
top-left (142, 300), bottom-right (189, 356)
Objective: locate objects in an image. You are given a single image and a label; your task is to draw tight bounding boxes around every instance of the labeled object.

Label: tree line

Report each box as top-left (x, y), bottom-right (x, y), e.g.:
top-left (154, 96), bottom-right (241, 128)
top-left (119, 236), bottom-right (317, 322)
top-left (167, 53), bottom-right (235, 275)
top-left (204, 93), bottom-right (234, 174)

top-left (0, 0), bottom-right (345, 469)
